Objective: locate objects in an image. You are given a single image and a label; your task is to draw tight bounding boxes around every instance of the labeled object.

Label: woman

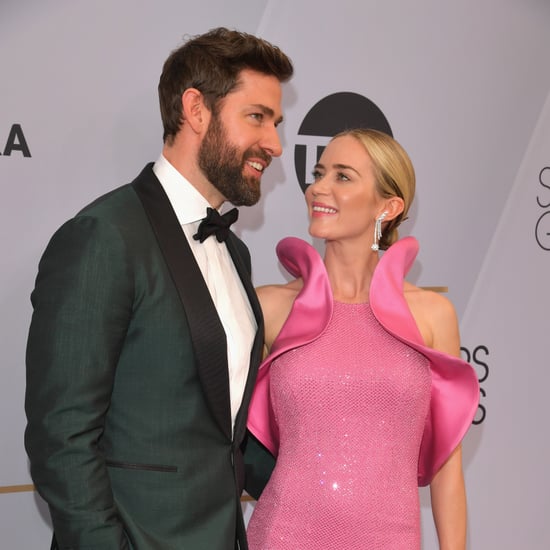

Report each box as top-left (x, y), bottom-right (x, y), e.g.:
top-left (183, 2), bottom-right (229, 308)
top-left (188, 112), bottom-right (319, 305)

top-left (246, 129), bottom-right (479, 549)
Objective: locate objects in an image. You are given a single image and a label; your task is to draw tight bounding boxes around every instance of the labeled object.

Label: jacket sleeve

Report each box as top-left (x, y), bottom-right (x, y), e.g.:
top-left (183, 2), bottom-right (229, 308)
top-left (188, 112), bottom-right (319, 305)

top-left (25, 215), bottom-right (133, 549)
top-left (243, 432), bottom-right (276, 500)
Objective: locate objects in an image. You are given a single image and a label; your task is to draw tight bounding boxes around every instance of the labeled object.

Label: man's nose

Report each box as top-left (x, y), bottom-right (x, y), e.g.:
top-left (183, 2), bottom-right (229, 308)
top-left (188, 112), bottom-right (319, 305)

top-left (261, 125), bottom-right (283, 158)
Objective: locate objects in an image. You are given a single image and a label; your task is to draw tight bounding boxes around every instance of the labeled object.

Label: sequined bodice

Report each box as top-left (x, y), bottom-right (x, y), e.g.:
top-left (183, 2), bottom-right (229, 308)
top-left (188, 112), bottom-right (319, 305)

top-left (247, 301), bottom-right (431, 550)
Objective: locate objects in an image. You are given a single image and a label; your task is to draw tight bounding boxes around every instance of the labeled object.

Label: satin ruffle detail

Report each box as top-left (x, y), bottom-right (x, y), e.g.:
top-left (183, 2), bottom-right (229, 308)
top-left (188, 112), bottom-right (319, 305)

top-left (247, 236), bottom-right (479, 485)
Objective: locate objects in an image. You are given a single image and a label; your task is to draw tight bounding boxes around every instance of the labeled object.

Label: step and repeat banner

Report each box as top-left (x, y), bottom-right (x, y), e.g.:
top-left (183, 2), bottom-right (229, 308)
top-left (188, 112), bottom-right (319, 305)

top-left (2, 0), bottom-right (549, 547)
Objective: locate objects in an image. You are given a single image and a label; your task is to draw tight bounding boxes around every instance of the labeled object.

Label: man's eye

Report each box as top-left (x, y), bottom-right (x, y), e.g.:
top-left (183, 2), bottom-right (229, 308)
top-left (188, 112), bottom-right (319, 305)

top-left (250, 113), bottom-right (264, 121)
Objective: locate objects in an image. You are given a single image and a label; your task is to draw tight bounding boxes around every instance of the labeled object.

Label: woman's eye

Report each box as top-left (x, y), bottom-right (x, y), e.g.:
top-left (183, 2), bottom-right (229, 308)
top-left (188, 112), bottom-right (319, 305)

top-left (311, 170), bottom-right (323, 181)
top-left (336, 172), bottom-right (350, 182)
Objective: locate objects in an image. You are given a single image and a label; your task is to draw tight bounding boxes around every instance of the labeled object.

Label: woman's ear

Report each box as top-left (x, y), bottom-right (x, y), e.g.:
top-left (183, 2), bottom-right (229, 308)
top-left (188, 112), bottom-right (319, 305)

top-left (181, 88), bottom-right (210, 134)
top-left (382, 196), bottom-right (405, 222)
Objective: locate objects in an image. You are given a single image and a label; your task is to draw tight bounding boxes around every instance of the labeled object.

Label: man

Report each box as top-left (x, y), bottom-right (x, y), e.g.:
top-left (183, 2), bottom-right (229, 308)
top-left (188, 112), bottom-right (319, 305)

top-left (24, 27), bottom-right (293, 549)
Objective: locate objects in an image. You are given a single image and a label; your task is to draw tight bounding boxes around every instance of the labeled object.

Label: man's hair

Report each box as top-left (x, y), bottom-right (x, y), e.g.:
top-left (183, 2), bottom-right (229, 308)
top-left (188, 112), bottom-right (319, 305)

top-left (158, 27), bottom-right (294, 144)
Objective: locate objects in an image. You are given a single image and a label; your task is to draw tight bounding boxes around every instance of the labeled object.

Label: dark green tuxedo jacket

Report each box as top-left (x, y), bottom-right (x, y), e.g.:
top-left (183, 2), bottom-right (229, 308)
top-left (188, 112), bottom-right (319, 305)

top-left (25, 164), bottom-right (264, 549)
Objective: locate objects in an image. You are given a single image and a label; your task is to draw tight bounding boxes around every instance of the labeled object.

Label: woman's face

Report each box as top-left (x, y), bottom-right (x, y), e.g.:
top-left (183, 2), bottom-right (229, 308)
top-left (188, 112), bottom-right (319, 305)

top-left (305, 135), bottom-right (382, 243)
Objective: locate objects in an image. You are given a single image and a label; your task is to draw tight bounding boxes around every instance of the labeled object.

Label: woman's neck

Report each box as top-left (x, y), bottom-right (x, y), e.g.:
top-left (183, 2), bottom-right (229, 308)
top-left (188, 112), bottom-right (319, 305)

top-left (323, 240), bottom-right (379, 303)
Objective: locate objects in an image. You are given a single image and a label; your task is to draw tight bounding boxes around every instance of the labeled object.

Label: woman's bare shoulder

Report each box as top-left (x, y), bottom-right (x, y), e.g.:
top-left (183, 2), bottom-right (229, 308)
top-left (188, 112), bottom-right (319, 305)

top-left (403, 281), bottom-right (460, 353)
top-left (404, 281), bottom-right (454, 308)
top-left (256, 279), bottom-right (303, 350)
top-left (256, 278), bottom-right (302, 294)
top-left (256, 279), bottom-right (302, 307)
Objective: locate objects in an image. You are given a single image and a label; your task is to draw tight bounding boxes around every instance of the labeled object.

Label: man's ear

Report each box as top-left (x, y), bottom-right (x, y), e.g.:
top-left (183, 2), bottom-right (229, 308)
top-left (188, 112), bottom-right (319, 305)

top-left (181, 88), bottom-right (210, 134)
top-left (382, 196), bottom-right (405, 222)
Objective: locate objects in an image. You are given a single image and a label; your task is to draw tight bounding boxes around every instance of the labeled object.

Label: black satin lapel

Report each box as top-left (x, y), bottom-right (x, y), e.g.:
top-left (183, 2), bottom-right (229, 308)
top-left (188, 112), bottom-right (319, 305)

top-left (132, 165), bottom-right (232, 439)
top-left (225, 233), bottom-right (263, 325)
top-left (225, 234), bottom-right (265, 442)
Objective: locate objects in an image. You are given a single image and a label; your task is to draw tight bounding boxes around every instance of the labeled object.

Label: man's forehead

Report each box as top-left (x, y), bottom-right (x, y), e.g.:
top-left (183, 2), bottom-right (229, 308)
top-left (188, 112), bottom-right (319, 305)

top-left (223, 72), bottom-right (283, 114)
top-left (235, 68), bottom-right (281, 90)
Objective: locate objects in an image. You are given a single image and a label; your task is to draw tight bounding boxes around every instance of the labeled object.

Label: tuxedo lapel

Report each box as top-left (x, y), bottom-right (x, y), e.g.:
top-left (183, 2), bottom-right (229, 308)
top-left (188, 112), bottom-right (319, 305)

top-left (132, 164), bottom-right (232, 439)
top-left (225, 233), bottom-right (264, 442)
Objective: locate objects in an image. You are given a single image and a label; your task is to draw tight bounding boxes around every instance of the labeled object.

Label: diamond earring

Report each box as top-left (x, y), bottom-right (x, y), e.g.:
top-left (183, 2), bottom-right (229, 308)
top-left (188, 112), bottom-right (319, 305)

top-left (371, 211), bottom-right (388, 251)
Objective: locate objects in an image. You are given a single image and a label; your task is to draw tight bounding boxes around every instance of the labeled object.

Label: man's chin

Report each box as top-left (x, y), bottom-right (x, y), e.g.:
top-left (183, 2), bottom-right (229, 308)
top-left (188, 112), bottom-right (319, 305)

top-left (238, 179), bottom-right (261, 206)
top-left (231, 192), bottom-right (260, 207)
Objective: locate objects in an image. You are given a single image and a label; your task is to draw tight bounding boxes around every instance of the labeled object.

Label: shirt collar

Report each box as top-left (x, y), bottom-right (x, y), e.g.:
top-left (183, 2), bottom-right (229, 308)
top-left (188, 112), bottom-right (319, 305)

top-left (153, 153), bottom-right (213, 226)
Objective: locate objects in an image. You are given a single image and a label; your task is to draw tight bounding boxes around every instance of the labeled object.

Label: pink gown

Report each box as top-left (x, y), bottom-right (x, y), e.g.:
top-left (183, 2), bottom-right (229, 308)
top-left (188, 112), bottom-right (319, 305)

top-left (246, 300), bottom-right (431, 549)
top-left (246, 236), bottom-right (479, 549)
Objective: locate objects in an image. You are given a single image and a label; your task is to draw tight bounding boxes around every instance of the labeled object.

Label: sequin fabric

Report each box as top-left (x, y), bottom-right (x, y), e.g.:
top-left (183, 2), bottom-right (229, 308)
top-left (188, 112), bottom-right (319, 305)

top-left (247, 301), bottom-right (431, 550)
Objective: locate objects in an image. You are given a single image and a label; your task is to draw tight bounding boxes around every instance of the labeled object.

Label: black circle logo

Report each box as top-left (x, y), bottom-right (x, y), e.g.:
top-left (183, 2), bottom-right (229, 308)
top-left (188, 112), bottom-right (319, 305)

top-left (294, 92), bottom-right (392, 192)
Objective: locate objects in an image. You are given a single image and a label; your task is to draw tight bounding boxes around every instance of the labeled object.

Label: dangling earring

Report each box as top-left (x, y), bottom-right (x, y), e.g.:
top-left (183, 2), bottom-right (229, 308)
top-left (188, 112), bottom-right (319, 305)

top-left (371, 211), bottom-right (388, 251)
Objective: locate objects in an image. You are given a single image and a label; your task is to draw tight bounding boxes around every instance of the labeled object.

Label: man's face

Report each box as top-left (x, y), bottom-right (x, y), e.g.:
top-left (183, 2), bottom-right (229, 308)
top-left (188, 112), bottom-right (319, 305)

top-left (198, 69), bottom-right (284, 206)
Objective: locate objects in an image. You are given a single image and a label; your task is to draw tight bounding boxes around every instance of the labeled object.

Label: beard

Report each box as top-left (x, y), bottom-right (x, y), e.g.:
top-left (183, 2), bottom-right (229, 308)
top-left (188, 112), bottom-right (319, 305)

top-left (198, 113), bottom-right (270, 207)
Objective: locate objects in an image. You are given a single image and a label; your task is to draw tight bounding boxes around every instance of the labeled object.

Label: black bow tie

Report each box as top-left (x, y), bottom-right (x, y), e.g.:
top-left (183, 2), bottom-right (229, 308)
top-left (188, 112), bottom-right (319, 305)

top-left (193, 207), bottom-right (239, 243)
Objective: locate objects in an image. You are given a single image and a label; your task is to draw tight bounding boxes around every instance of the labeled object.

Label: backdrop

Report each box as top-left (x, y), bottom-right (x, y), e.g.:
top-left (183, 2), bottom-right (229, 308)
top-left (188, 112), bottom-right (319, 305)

top-left (2, 0), bottom-right (549, 547)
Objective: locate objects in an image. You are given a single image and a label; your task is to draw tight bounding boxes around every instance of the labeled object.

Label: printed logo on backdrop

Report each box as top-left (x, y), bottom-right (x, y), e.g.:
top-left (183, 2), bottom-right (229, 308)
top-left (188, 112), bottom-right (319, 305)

top-left (294, 92), bottom-right (392, 192)
top-left (461, 345), bottom-right (488, 424)
top-left (0, 123), bottom-right (31, 157)
top-left (535, 166), bottom-right (550, 250)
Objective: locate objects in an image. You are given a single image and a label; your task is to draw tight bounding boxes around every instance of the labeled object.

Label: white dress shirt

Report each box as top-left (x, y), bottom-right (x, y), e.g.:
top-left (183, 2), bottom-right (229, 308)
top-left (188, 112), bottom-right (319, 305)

top-left (153, 155), bottom-right (257, 431)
